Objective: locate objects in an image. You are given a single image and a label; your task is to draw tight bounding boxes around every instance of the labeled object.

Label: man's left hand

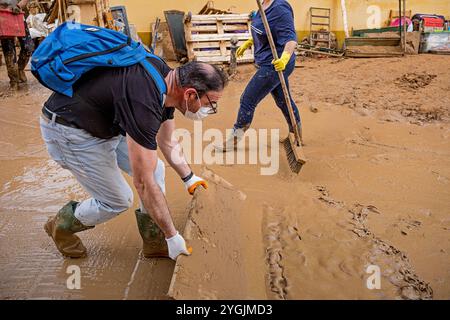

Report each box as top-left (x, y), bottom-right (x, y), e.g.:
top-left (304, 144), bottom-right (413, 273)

top-left (184, 174), bottom-right (208, 195)
top-left (272, 51), bottom-right (291, 72)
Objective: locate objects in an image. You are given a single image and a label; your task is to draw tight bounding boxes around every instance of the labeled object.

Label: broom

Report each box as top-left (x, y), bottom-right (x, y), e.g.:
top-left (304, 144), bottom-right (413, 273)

top-left (255, 0), bottom-right (306, 174)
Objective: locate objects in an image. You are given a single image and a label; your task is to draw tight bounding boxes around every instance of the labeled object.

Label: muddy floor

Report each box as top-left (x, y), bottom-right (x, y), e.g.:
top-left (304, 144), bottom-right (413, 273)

top-left (0, 54), bottom-right (449, 299)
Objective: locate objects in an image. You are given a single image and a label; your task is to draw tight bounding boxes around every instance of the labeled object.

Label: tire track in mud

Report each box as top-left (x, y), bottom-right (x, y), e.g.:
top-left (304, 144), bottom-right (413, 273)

top-left (262, 205), bottom-right (301, 300)
top-left (348, 204), bottom-right (433, 300)
top-left (261, 185), bottom-right (433, 300)
top-left (317, 186), bottom-right (433, 300)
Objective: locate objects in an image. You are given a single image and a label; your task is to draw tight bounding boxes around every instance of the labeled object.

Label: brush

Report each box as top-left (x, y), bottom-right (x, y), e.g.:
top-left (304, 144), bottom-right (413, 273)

top-left (256, 0), bottom-right (307, 173)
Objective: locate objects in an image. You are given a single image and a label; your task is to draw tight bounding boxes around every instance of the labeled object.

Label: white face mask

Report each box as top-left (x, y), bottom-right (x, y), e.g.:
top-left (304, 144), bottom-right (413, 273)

top-left (184, 93), bottom-right (211, 121)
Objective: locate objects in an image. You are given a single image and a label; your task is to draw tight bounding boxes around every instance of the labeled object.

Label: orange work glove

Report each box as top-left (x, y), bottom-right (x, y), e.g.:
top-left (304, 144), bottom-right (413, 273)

top-left (183, 173), bottom-right (208, 195)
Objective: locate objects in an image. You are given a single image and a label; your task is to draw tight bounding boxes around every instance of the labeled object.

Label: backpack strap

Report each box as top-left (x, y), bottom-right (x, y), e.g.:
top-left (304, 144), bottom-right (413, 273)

top-left (139, 55), bottom-right (167, 103)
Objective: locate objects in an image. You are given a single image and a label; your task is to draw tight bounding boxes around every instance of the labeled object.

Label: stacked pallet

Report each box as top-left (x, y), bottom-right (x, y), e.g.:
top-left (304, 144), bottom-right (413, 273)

top-left (184, 13), bottom-right (254, 64)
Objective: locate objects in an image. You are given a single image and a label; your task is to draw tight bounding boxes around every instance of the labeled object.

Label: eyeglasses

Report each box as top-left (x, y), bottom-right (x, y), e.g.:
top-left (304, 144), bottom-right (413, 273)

top-left (205, 93), bottom-right (218, 115)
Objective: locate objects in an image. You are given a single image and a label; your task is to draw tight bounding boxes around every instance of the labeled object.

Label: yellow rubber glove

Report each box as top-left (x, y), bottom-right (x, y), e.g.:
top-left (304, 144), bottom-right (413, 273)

top-left (272, 51), bottom-right (292, 72)
top-left (236, 38), bottom-right (253, 58)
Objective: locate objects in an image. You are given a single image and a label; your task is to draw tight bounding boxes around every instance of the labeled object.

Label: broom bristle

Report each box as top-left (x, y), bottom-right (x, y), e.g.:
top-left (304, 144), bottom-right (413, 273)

top-left (282, 136), bottom-right (305, 174)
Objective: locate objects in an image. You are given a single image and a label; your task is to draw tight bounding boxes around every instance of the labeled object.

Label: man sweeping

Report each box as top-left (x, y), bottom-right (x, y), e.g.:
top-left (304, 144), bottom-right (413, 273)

top-left (40, 52), bottom-right (227, 260)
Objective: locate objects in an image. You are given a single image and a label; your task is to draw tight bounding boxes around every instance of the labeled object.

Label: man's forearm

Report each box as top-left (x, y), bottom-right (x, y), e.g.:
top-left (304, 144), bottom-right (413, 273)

top-left (157, 120), bottom-right (191, 179)
top-left (135, 177), bottom-right (177, 238)
top-left (160, 141), bottom-right (191, 179)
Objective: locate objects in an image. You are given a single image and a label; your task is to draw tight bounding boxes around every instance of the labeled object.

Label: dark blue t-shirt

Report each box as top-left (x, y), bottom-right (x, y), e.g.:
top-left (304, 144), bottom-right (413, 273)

top-left (251, 0), bottom-right (297, 67)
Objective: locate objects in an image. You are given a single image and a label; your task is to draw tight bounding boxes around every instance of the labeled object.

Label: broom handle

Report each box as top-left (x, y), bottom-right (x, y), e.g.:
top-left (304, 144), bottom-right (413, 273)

top-left (256, 0), bottom-right (301, 145)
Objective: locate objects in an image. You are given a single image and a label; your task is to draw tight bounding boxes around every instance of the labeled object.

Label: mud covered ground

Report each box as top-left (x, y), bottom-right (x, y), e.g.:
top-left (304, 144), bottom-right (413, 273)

top-left (0, 54), bottom-right (449, 299)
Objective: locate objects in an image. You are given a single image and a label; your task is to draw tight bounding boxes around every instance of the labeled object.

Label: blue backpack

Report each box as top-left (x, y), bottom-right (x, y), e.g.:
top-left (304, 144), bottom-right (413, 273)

top-left (31, 22), bottom-right (167, 100)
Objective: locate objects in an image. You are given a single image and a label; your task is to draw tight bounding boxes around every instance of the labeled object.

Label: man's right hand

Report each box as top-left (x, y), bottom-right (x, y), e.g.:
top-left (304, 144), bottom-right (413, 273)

top-left (166, 231), bottom-right (191, 260)
top-left (236, 38), bottom-right (253, 58)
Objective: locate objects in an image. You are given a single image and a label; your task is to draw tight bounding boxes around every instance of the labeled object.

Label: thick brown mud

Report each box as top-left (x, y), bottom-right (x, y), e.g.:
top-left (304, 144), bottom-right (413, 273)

top-left (1, 55), bottom-right (449, 299)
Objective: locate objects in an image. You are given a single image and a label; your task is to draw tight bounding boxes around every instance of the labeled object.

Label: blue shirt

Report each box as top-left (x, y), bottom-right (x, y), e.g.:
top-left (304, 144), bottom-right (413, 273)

top-left (251, 0), bottom-right (297, 67)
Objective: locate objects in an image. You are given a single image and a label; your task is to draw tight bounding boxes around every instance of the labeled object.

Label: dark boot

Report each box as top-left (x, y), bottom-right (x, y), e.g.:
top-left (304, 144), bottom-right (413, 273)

top-left (135, 209), bottom-right (169, 258)
top-left (17, 52), bottom-right (30, 83)
top-left (4, 53), bottom-right (19, 89)
top-left (44, 201), bottom-right (94, 258)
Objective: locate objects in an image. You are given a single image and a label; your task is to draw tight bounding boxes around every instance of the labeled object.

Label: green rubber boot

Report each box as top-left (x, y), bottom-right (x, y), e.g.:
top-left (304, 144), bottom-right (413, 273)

top-left (135, 209), bottom-right (169, 258)
top-left (44, 201), bottom-right (94, 258)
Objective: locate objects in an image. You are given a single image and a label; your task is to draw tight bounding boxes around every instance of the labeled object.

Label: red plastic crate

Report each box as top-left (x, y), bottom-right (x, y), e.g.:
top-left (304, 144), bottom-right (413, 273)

top-left (0, 9), bottom-right (25, 37)
top-left (422, 17), bottom-right (444, 28)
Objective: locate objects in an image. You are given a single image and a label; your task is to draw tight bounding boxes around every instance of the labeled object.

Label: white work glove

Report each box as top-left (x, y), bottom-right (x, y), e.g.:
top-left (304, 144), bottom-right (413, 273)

top-left (166, 231), bottom-right (192, 260)
top-left (183, 173), bottom-right (208, 195)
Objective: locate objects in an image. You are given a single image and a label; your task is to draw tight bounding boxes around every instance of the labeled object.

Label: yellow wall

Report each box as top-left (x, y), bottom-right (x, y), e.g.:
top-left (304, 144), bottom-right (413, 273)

top-left (110, 0), bottom-right (450, 47)
top-left (339, 0), bottom-right (450, 30)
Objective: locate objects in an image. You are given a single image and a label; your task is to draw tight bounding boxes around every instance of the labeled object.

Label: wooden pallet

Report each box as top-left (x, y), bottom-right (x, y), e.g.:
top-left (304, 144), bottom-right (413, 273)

top-left (184, 13), bottom-right (254, 64)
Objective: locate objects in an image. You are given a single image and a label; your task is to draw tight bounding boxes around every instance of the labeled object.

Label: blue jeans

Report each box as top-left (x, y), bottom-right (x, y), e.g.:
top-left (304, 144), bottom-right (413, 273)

top-left (234, 59), bottom-right (301, 131)
top-left (39, 114), bottom-right (165, 226)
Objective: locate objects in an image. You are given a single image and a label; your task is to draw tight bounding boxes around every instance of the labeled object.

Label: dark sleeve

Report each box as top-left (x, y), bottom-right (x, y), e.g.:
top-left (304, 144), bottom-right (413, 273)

top-left (117, 98), bottom-right (161, 150)
top-left (162, 107), bottom-right (175, 122)
top-left (274, 2), bottom-right (297, 45)
top-left (116, 67), bottom-right (164, 150)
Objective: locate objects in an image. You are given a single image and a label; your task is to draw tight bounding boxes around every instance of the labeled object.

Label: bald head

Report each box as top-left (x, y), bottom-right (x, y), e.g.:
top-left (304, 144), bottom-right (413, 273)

top-left (177, 61), bottom-right (228, 97)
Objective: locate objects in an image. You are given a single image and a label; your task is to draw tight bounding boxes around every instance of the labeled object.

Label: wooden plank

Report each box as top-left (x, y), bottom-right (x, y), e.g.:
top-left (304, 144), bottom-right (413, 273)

top-left (217, 21), bottom-right (227, 57)
top-left (196, 53), bottom-right (253, 63)
top-left (191, 41), bottom-right (220, 49)
top-left (189, 24), bottom-right (248, 32)
top-left (345, 37), bottom-right (401, 47)
top-left (223, 24), bottom-right (249, 31)
top-left (193, 50), bottom-right (222, 57)
top-left (190, 16), bottom-right (249, 22)
top-left (190, 13), bottom-right (248, 20)
top-left (189, 25), bottom-right (218, 32)
top-left (194, 48), bottom-right (252, 57)
top-left (189, 33), bottom-right (251, 42)
top-left (186, 42), bottom-right (195, 60)
top-left (191, 40), bottom-right (249, 49)
top-left (188, 19), bottom-right (249, 26)
top-left (190, 19), bottom-right (249, 24)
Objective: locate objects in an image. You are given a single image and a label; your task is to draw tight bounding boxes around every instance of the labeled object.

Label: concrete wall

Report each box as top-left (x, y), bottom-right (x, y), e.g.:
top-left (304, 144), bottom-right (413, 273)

top-left (109, 0), bottom-right (450, 47)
